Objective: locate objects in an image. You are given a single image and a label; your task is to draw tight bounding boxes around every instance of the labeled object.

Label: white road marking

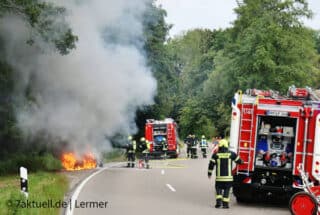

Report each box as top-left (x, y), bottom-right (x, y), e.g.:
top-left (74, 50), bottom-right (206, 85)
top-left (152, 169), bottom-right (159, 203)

top-left (166, 183), bottom-right (176, 192)
top-left (65, 162), bottom-right (124, 215)
top-left (161, 169), bottom-right (165, 175)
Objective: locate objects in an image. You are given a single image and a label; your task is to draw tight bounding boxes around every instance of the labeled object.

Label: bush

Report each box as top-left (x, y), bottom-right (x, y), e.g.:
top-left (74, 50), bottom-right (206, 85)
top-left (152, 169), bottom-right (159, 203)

top-left (39, 154), bottom-right (62, 171)
top-left (0, 153), bottom-right (62, 176)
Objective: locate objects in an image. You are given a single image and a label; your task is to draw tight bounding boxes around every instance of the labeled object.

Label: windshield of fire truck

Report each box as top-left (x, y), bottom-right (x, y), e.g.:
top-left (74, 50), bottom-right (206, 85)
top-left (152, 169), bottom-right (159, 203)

top-left (153, 124), bottom-right (166, 135)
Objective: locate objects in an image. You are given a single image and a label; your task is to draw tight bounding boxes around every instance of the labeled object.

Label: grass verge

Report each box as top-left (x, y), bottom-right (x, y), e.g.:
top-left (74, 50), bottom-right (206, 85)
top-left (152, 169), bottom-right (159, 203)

top-left (0, 172), bottom-right (68, 215)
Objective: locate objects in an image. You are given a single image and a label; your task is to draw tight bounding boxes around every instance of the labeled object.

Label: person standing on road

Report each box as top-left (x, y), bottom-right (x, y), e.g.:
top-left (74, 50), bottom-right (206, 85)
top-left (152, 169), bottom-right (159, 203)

top-left (126, 136), bottom-right (136, 168)
top-left (200, 135), bottom-right (208, 158)
top-left (184, 134), bottom-right (192, 158)
top-left (208, 138), bottom-right (243, 209)
top-left (161, 137), bottom-right (168, 160)
top-left (190, 135), bottom-right (198, 159)
top-left (139, 137), bottom-right (151, 169)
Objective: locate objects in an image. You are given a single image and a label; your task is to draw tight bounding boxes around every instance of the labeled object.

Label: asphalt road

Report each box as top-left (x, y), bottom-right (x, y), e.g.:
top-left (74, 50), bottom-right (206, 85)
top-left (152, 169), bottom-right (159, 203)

top-left (72, 153), bottom-right (290, 215)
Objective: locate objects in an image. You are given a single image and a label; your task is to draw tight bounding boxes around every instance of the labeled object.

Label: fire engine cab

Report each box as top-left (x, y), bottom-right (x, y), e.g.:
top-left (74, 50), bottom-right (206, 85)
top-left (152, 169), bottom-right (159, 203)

top-left (230, 86), bottom-right (320, 202)
top-left (145, 118), bottom-right (179, 158)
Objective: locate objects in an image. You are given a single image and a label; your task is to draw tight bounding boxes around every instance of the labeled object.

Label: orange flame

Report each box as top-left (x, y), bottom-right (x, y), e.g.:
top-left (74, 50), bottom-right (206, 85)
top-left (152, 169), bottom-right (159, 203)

top-left (61, 152), bottom-right (97, 171)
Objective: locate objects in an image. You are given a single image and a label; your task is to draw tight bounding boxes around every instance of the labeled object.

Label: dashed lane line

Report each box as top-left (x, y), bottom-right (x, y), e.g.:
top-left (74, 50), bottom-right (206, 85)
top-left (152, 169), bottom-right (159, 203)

top-left (166, 183), bottom-right (176, 192)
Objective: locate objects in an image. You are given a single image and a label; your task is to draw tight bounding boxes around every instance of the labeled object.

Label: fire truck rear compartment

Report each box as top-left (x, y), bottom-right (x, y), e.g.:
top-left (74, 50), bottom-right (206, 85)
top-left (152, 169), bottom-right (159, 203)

top-left (255, 116), bottom-right (297, 170)
top-left (234, 115), bottom-right (298, 202)
top-left (152, 124), bottom-right (167, 155)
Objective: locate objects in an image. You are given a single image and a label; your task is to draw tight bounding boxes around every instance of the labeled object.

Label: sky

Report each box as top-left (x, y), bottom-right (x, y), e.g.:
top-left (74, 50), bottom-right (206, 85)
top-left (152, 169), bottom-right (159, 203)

top-left (156, 0), bottom-right (320, 37)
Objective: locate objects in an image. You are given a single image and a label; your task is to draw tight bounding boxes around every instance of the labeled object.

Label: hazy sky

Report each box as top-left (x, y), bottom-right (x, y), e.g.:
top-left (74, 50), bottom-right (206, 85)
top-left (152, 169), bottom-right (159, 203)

top-left (156, 0), bottom-right (320, 37)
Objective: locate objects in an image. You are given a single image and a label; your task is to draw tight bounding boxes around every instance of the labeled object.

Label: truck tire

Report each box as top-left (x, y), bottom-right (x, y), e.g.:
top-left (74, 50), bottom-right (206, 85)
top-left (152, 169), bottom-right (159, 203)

top-left (289, 191), bottom-right (317, 215)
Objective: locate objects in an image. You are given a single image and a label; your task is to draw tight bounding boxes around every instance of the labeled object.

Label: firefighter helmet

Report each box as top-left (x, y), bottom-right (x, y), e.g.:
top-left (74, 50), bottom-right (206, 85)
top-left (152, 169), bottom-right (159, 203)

top-left (140, 137), bottom-right (146, 142)
top-left (201, 135), bottom-right (205, 139)
top-left (128, 135), bottom-right (132, 140)
top-left (218, 139), bottom-right (229, 148)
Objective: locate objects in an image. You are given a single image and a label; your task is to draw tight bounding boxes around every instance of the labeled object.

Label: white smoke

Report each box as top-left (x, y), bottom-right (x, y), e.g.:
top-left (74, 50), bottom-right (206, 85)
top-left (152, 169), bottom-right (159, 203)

top-left (0, 0), bottom-right (156, 152)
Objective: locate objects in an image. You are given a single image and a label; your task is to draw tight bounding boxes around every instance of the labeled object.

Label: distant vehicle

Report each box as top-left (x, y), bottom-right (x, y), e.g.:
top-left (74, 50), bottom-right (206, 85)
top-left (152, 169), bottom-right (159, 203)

top-left (145, 118), bottom-right (179, 158)
top-left (229, 86), bottom-right (320, 204)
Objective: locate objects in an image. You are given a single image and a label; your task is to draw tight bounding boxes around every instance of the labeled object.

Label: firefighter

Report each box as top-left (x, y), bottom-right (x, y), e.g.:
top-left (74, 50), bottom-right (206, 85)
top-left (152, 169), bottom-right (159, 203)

top-left (184, 134), bottom-right (192, 158)
top-left (190, 135), bottom-right (198, 159)
top-left (200, 135), bottom-right (208, 158)
top-left (139, 137), bottom-right (151, 169)
top-left (208, 138), bottom-right (243, 209)
top-left (161, 137), bottom-right (168, 160)
top-left (126, 136), bottom-right (136, 168)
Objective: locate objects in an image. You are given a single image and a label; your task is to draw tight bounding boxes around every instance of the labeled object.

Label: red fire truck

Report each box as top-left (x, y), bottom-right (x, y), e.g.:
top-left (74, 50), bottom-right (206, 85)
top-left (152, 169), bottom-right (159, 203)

top-left (229, 86), bottom-right (320, 203)
top-left (145, 118), bottom-right (179, 158)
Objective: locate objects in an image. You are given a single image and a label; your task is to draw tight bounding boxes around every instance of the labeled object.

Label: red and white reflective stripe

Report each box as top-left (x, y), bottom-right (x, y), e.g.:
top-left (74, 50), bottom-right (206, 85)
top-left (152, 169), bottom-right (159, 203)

top-left (242, 177), bottom-right (252, 184)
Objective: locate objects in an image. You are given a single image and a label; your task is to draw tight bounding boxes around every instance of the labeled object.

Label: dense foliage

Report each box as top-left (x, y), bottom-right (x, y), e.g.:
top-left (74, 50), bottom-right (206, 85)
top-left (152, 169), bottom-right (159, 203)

top-left (0, 0), bottom-right (77, 54)
top-left (0, 0), bottom-right (77, 174)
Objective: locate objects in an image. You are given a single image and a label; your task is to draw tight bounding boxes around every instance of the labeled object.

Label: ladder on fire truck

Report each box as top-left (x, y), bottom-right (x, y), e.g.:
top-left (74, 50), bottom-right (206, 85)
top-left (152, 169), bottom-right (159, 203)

top-left (237, 101), bottom-right (255, 176)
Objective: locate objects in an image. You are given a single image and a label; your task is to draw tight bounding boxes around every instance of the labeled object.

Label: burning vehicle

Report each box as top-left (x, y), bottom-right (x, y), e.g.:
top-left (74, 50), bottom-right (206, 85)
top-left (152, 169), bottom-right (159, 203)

top-left (61, 152), bottom-right (97, 171)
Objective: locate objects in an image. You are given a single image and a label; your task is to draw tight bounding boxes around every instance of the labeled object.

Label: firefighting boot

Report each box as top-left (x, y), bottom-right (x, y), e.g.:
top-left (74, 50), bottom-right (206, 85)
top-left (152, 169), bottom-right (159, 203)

top-left (222, 201), bottom-right (229, 209)
top-left (215, 199), bottom-right (222, 208)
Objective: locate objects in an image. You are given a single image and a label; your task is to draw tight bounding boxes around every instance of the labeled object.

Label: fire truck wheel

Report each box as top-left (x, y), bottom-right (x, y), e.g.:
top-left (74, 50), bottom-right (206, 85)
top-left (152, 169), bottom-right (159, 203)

top-left (289, 191), bottom-right (317, 215)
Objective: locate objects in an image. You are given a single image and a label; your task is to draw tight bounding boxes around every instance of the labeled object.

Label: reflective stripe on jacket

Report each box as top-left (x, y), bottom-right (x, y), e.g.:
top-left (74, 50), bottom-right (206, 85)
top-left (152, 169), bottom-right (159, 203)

top-left (142, 141), bottom-right (150, 154)
top-left (200, 139), bottom-right (208, 148)
top-left (208, 149), bottom-right (242, 182)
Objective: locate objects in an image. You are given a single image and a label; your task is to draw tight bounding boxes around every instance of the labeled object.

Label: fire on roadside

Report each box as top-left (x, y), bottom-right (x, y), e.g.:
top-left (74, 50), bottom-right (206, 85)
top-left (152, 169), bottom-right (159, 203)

top-left (61, 152), bottom-right (97, 171)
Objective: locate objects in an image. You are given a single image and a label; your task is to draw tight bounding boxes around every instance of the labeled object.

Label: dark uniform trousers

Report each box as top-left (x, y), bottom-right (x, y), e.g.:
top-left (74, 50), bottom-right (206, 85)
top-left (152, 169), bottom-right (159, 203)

top-left (127, 141), bottom-right (136, 168)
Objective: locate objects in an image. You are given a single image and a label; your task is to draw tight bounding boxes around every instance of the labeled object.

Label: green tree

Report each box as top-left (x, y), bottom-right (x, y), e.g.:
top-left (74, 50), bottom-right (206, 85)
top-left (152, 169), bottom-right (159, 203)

top-left (228, 0), bottom-right (319, 92)
top-left (0, 0), bottom-right (78, 54)
top-left (0, 61), bottom-right (23, 160)
top-left (202, 0), bottom-right (320, 135)
top-left (0, 0), bottom-right (78, 172)
top-left (167, 29), bottom-right (230, 137)
top-left (134, 1), bottom-right (174, 138)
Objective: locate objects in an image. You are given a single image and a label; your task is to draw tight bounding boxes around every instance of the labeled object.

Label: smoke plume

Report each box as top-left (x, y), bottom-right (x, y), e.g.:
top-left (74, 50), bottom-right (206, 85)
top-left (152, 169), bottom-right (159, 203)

top-left (0, 0), bottom-right (156, 152)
